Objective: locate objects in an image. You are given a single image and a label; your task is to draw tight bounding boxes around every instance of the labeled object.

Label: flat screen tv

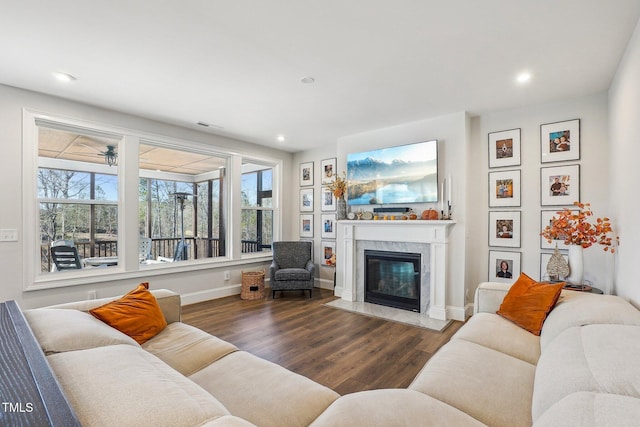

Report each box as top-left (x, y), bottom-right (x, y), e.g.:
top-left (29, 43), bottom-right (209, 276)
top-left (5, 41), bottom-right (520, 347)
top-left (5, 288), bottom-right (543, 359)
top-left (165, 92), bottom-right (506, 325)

top-left (347, 140), bottom-right (438, 205)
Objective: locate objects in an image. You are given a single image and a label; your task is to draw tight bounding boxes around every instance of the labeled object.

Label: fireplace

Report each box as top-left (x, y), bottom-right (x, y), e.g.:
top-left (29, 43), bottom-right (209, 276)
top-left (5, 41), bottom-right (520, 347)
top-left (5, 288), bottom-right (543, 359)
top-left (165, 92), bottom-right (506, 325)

top-left (365, 250), bottom-right (421, 312)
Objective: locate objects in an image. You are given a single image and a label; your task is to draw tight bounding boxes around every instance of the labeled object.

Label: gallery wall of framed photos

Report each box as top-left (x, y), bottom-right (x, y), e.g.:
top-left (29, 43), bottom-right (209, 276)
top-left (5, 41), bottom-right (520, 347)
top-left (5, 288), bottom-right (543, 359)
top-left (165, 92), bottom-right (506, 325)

top-left (298, 157), bottom-right (338, 288)
top-left (487, 118), bottom-right (583, 284)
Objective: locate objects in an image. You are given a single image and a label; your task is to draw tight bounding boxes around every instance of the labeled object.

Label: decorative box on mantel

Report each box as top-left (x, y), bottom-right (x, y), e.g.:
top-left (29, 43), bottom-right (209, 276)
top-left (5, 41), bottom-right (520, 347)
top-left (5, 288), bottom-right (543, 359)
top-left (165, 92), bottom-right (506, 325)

top-left (335, 220), bottom-right (455, 321)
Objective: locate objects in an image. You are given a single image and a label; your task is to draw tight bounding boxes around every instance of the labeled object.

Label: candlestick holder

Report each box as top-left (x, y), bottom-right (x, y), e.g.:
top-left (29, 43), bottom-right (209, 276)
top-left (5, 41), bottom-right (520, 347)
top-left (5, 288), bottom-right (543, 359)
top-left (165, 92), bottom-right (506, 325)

top-left (443, 202), bottom-right (452, 220)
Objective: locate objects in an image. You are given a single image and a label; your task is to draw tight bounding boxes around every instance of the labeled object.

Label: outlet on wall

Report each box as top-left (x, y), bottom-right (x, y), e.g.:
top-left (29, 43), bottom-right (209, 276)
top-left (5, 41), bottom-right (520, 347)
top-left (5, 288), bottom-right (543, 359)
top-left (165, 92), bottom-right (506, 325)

top-left (224, 271), bottom-right (230, 280)
top-left (0, 229), bottom-right (18, 242)
top-left (88, 290), bottom-right (97, 300)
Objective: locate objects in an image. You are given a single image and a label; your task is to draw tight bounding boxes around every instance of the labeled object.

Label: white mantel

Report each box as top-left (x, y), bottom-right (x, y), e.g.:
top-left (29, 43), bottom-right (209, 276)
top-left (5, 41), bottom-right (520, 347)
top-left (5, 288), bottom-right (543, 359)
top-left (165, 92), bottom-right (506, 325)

top-left (335, 220), bottom-right (455, 321)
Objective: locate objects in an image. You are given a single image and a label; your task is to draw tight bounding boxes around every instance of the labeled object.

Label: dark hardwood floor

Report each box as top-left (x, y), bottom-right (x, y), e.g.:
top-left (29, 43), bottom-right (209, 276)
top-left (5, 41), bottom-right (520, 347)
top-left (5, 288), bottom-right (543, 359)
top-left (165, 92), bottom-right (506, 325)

top-left (182, 287), bottom-right (462, 396)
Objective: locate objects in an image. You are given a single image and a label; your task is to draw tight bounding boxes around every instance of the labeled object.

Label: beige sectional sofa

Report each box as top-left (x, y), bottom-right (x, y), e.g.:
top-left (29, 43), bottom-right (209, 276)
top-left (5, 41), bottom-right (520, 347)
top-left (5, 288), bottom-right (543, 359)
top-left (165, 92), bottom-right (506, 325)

top-left (20, 283), bottom-right (640, 426)
top-left (23, 290), bottom-right (338, 427)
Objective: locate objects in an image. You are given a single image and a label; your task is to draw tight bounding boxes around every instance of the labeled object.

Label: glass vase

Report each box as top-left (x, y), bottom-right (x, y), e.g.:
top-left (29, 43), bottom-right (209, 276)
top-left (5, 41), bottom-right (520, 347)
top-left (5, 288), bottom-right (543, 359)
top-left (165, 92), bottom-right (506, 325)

top-left (336, 198), bottom-right (347, 220)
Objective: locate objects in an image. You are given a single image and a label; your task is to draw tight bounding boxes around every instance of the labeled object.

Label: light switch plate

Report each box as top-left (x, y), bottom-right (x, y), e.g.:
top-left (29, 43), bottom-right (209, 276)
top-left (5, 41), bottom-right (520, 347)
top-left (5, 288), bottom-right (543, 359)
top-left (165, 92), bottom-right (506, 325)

top-left (0, 229), bottom-right (18, 242)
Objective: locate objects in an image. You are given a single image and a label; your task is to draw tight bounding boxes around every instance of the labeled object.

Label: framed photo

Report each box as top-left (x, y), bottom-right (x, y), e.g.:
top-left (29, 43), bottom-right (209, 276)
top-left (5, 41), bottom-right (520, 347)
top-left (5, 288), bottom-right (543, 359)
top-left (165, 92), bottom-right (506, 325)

top-left (321, 158), bottom-right (337, 185)
top-left (299, 188), bottom-right (314, 212)
top-left (540, 164), bottom-right (580, 206)
top-left (540, 252), bottom-right (568, 282)
top-left (541, 119), bottom-right (580, 163)
top-left (489, 211), bottom-right (521, 248)
top-left (321, 213), bottom-right (336, 239)
top-left (489, 250), bottom-right (521, 283)
top-left (299, 161), bottom-right (314, 187)
top-left (488, 128), bottom-right (521, 168)
top-left (321, 186), bottom-right (336, 211)
top-left (488, 169), bottom-right (521, 207)
top-left (321, 241), bottom-right (336, 267)
top-left (300, 214), bottom-right (313, 238)
top-left (540, 209), bottom-right (577, 249)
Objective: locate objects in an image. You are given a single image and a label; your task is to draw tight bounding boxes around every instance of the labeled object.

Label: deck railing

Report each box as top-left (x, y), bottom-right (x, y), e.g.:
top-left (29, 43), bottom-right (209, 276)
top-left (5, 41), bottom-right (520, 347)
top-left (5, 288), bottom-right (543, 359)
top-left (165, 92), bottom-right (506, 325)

top-left (41, 237), bottom-right (267, 271)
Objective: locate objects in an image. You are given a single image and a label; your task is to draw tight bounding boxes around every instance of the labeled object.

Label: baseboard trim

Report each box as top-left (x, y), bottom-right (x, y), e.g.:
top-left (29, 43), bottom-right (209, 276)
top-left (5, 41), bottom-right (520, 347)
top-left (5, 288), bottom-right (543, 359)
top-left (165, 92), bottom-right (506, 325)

top-left (446, 304), bottom-right (471, 322)
top-left (181, 284), bottom-right (241, 305)
top-left (316, 278), bottom-right (335, 290)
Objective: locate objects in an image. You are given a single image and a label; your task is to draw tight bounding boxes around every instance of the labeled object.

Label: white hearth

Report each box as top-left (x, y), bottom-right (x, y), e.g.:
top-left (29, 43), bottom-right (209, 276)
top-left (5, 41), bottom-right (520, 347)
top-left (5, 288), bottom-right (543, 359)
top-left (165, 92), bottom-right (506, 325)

top-left (335, 220), bottom-right (455, 321)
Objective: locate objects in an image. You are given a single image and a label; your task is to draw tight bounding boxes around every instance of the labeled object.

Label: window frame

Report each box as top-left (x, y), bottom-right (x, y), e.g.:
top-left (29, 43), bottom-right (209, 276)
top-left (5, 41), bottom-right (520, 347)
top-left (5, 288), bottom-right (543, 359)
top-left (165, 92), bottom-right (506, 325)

top-left (22, 109), bottom-right (282, 291)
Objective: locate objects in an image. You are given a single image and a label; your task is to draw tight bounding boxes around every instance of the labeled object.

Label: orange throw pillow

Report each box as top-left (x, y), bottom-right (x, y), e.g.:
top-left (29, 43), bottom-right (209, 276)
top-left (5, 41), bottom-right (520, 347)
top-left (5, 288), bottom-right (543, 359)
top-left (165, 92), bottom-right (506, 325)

top-left (497, 273), bottom-right (564, 336)
top-left (89, 282), bottom-right (167, 344)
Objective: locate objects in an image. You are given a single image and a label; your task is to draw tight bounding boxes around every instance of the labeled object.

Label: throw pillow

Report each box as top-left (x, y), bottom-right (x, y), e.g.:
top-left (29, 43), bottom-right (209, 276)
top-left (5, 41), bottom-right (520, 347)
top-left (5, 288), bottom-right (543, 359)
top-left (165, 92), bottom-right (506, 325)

top-left (497, 273), bottom-right (564, 336)
top-left (89, 282), bottom-right (167, 344)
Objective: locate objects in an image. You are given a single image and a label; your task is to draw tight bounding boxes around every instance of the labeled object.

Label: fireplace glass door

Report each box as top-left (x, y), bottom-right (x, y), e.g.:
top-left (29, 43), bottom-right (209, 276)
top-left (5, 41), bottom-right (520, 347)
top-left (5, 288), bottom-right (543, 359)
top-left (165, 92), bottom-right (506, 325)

top-left (364, 250), bottom-right (420, 312)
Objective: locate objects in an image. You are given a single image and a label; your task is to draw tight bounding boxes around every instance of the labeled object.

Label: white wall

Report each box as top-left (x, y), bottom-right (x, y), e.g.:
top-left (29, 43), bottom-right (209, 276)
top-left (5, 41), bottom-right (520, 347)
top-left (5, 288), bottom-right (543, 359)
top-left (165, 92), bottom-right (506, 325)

top-left (609, 18), bottom-right (640, 306)
top-left (336, 112), bottom-right (470, 320)
top-left (0, 84), bottom-right (294, 308)
top-left (292, 143), bottom-right (339, 289)
top-left (469, 92), bottom-right (612, 296)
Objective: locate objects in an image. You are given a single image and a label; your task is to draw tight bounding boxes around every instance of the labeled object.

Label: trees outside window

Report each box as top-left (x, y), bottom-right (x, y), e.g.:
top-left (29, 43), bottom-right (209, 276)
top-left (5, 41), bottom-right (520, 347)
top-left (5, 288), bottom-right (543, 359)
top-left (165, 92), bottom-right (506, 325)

top-left (241, 164), bottom-right (273, 252)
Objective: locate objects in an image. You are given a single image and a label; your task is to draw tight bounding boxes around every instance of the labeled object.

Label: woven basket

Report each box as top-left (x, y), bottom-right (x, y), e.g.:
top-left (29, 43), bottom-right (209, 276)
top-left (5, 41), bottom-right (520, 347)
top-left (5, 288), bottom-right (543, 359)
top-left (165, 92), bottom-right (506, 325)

top-left (241, 270), bottom-right (265, 300)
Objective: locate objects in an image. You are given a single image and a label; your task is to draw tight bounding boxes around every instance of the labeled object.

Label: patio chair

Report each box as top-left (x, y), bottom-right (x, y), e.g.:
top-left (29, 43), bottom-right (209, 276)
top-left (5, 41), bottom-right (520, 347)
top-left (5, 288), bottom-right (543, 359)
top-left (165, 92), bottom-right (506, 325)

top-left (139, 237), bottom-right (152, 261)
top-left (50, 245), bottom-right (83, 270)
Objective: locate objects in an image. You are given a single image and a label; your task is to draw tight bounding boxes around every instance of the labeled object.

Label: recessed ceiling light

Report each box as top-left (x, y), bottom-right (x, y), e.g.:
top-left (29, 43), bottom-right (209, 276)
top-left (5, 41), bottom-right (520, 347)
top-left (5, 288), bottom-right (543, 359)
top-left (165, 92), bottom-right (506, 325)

top-left (516, 72), bottom-right (532, 83)
top-left (53, 71), bottom-right (77, 82)
top-left (276, 135), bottom-right (286, 142)
top-left (300, 77), bottom-right (315, 84)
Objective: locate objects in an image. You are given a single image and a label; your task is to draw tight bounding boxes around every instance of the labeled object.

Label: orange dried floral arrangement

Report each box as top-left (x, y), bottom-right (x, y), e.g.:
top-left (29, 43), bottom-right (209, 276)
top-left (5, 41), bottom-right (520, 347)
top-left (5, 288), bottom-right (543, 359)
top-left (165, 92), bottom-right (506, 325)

top-left (540, 201), bottom-right (618, 252)
top-left (328, 171), bottom-right (348, 199)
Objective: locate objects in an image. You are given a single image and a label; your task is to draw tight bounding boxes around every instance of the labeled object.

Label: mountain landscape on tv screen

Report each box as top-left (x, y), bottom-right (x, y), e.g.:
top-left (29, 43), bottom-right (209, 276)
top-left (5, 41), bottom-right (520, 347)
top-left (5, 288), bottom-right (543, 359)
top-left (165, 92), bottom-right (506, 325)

top-left (347, 157), bottom-right (437, 205)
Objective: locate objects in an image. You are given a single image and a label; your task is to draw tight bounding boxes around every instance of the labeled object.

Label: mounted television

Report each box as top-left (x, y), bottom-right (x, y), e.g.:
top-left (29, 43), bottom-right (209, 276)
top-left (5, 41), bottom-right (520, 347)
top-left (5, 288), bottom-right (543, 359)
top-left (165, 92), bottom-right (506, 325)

top-left (347, 140), bottom-right (438, 205)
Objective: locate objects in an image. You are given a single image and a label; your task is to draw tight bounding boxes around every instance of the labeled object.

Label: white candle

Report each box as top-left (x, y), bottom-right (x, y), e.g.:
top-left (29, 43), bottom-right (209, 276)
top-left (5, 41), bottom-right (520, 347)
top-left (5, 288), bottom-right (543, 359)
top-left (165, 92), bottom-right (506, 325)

top-left (440, 180), bottom-right (445, 211)
top-left (447, 174), bottom-right (452, 206)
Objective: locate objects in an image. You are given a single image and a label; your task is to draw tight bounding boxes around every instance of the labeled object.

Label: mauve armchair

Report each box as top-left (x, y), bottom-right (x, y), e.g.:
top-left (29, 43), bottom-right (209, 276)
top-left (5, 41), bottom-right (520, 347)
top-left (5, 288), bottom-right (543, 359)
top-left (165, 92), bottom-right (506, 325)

top-left (269, 241), bottom-right (315, 298)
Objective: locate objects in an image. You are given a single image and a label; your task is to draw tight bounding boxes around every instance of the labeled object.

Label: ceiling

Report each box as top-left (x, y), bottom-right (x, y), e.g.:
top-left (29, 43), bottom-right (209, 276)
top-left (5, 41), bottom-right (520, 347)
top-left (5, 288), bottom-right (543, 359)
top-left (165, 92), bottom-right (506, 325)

top-left (2, 1), bottom-right (639, 153)
top-left (38, 126), bottom-right (226, 175)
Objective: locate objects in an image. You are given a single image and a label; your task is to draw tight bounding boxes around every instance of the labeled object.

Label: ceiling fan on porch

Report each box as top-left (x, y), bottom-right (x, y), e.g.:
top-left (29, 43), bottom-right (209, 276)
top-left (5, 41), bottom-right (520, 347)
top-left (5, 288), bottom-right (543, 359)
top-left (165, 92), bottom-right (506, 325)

top-left (72, 143), bottom-right (118, 166)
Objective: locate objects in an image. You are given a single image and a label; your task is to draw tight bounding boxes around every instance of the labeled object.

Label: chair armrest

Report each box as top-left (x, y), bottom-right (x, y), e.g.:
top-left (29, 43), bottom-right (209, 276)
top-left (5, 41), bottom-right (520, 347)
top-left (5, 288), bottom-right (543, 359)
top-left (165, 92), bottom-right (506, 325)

top-left (305, 259), bottom-right (314, 272)
top-left (269, 260), bottom-right (279, 281)
top-left (474, 282), bottom-right (512, 314)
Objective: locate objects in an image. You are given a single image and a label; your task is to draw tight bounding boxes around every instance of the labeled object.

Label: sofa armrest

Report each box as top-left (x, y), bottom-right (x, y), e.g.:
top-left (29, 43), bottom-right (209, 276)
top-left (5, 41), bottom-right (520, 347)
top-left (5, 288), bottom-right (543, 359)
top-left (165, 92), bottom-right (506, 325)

top-left (43, 289), bottom-right (182, 324)
top-left (473, 282), bottom-right (512, 314)
top-left (152, 289), bottom-right (182, 324)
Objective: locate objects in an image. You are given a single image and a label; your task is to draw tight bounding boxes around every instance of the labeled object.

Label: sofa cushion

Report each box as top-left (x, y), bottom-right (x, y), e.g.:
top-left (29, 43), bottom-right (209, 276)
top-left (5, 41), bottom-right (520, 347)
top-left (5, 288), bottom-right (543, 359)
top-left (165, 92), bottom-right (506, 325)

top-left (201, 415), bottom-right (258, 426)
top-left (540, 291), bottom-right (640, 349)
top-left (47, 344), bottom-right (230, 427)
top-left (274, 268), bottom-right (311, 281)
top-left (89, 282), bottom-right (167, 344)
top-left (533, 392), bottom-right (640, 427)
top-left (532, 324), bottom-right (640, 421)
top-left (310, 389), bottom-right (487, 427)
top-left (23, 308), bottom-right (138, 354)
top-left (496, 273), bottom-right (564, 336)
top-left (143, 322), bottom-right (238, 376)
top-left (409, 339), bottom-right (535, 427)
top-left (190, 350), bottom-right (339, 427)
top-left (453, 312), bottom-right (540, 365)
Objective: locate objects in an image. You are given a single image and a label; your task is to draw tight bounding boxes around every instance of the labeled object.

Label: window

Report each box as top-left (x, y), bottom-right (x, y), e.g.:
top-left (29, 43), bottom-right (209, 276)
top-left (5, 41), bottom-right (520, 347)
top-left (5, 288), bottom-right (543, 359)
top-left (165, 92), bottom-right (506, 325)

top-left (241, 163), bottom-right (274, 253)
top-left (37, 126), bottom-right (120, 273)
top-left (138, 143), bottom-right (226, 262)
top-left (23, 110), bottom-right (281, 289)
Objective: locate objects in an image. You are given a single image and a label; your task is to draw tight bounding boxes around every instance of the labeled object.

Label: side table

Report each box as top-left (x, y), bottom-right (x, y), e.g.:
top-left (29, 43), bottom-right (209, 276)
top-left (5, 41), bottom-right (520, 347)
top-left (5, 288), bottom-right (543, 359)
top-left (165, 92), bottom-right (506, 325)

top-left (563, 284), bottom-right (604, 294)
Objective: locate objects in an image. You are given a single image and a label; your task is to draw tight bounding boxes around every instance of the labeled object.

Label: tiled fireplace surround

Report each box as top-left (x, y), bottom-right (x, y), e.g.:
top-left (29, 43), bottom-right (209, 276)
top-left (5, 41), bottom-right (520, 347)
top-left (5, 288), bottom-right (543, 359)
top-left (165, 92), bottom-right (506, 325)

top-left (335, 220), bottom-right (455, 321)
